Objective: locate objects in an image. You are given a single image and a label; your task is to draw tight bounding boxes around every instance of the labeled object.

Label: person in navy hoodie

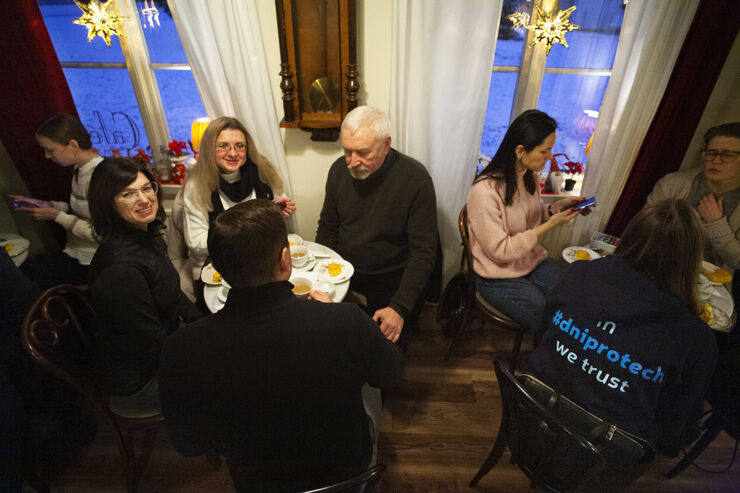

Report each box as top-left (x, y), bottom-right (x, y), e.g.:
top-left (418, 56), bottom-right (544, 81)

top-left (526, 199), bottom-right (717, 461)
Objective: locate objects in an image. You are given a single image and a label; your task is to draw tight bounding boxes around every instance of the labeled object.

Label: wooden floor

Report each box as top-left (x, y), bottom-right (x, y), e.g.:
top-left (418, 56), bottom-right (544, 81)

top-left (41, 304), bottom-right (739, 492)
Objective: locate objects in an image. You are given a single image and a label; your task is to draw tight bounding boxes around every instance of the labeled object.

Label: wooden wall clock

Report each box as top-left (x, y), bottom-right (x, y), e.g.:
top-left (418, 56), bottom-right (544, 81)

top-left (275, 0), bottom-right (359, 141)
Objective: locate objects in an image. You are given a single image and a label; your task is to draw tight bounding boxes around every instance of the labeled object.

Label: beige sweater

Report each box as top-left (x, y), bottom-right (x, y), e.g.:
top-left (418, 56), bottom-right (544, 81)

top-left (646, 167), bottom-right (740, 270)
top-left (467, 176), bottom-right (549, 279)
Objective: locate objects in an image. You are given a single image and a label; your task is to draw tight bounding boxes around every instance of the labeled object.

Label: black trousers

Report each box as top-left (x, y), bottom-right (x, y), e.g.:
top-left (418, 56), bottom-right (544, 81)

top-left (20, 252), bottom-right (89, 290)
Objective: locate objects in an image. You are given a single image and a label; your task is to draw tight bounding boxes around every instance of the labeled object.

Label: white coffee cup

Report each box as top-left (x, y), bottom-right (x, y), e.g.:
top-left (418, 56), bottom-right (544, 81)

top-left (290, 277), bottom-right (313, 298)
top-left (290, 245), bottom-right (311, 268)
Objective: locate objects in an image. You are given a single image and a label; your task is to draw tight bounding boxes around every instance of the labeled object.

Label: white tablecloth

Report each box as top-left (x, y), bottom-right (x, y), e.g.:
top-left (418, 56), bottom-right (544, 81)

top-left (203, 241), bottom-right (350, 313)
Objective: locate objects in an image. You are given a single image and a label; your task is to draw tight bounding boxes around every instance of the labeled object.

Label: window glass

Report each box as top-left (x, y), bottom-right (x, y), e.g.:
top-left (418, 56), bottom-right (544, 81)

top-left (38, 0), bottom-right (125, 63)
top-left (494, 1), bottom-right (531, 67)
top-left (545, 0), bottom-right (625, 69)
top-left (154, 70), bottom-right (207, 144)
top-left (137, 1), bottom-right (189, 63)
top-left (480, 73), bottom-right (518, 161)
top-left (537, 73), bottom-right (609, 165)
top-left (63, 68), bottom-right (150, 157)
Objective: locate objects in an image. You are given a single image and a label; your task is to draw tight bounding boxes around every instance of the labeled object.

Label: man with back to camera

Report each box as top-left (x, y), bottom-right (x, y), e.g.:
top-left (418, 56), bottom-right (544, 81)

top-left (158, 199), bottom-right (403, 491)
top-left (316, 106), bottom-right (439, 346)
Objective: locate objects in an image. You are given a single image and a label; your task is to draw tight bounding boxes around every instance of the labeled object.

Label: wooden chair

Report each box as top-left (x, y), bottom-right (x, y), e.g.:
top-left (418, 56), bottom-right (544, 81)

top-left (21, 284), bottom-right (164, 493)
top-left (441, 205), bottom-right (529, 368)
top-left (295, 463), bottom-right (386, 493)
top-left (470, 360), bottom-right (606, 491)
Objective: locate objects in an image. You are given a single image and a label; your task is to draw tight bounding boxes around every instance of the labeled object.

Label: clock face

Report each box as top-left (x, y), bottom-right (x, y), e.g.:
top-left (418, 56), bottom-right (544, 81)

top-left (309, 77), bottom-right (340, 112)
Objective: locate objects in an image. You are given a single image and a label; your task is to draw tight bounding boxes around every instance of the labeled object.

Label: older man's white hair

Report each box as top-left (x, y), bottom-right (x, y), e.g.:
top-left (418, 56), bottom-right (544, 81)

top-left (341, 106), bottom-right (391, 142)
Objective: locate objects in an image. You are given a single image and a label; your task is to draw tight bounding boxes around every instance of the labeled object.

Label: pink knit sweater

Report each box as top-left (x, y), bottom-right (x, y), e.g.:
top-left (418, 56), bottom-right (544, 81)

top-left (467, 176), bottom-right (549, 279)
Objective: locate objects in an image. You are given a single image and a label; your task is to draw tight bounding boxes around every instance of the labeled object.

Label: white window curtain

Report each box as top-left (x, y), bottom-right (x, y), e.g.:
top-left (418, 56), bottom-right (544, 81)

top-left (542, 0), bottom-right (701, 252)
top-left (167, 0), bottom-right (294, 213)
top-left (390, 0), bottom-right (502, 281)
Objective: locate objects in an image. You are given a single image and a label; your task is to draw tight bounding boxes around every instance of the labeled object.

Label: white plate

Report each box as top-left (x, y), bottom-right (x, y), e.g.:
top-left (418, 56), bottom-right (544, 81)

top-left (315, 258), bottom-right (354, 284)
top-left (292, 255), bottom-right (317, 272)
top-left (1, 238), bottom-right (30, 257)
top-left (217, 284), bottom-right (230, 302)
top-left (701, 261), bottom-right (732, 285)
top-left (200, 263), bottom-right (222, 286)
top-left (562, 246), bottom-right (601, 263)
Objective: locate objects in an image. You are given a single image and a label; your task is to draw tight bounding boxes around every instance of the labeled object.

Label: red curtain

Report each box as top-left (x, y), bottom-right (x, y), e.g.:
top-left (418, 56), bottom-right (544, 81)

top-left (605, 0), bottom-right (740, 236)
top-left (0, 1), bottom-right (77, 203)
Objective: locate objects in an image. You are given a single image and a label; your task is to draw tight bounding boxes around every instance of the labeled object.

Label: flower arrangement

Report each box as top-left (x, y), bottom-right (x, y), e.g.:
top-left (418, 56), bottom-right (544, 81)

top-left (549, 153), bottom-right (585, 177)
top-left (167, 140), bottom-right (190, 158)
top-left (131, 148), bottom-right (152, 165)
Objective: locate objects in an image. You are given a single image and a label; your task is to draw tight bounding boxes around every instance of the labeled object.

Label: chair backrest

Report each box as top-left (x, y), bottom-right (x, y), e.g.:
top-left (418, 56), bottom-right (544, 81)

top-left (296, 464), bottom-right (386, 493)
top-left (22, 285), bottom-right (110, 416)
top-left (165, 187), bottom-right (196, 302)
top-left (458, 205), bottom-right (477, 297)
top-left (493, 360), bottom-right (606, 491)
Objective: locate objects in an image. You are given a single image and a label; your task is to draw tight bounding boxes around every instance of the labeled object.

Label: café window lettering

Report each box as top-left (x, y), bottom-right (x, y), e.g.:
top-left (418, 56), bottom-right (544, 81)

top-left (38, 0), bottom-right (206, 160)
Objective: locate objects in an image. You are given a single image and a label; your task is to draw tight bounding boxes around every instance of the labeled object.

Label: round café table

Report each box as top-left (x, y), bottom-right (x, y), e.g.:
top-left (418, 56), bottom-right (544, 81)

top-left (203, 241), bottom-right (351, 313)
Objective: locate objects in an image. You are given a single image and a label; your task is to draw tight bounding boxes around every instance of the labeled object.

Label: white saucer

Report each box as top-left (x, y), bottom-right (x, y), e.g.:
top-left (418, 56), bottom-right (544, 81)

top-left (292, 255), bottom-right (317, 272)
top-left (562, 246), bottom-right (601, 263)
top-left (200, 263), bottom-right (222, 286)
top-left (315, 258), bottom-right (354, 284)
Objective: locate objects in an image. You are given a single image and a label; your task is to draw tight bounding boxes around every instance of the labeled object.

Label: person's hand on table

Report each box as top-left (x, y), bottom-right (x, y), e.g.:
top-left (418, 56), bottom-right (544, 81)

top-left (274, 197), bottom-right (297, 217)
top-left (373, 306), bottom-right (404, 343)
top-left (308, 290), bottom-right (333, 303)
top-left (698, 194), bottom-right (723, 223)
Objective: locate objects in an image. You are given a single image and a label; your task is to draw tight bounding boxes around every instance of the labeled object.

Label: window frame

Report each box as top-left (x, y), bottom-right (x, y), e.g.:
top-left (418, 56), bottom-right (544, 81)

top-left (54, 0), bottom-right (195, 156)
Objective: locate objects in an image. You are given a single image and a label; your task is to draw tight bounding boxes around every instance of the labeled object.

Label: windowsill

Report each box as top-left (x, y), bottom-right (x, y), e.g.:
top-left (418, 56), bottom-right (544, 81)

top-left (540, 174), bottom-right (584, 203)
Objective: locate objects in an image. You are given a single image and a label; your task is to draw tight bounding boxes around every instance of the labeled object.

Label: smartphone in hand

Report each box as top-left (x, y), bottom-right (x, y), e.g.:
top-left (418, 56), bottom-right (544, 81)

top-left (12, 199), bottom-right (37, 209)
top-left (571, 197), bottom-right (596, 212)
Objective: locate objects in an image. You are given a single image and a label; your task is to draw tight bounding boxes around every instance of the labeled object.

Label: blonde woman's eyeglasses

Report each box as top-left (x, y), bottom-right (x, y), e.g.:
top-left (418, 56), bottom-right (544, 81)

top-left (215, 142), bottom-right (247, 153)
top-left (117, 182), bottom-right (158, 204)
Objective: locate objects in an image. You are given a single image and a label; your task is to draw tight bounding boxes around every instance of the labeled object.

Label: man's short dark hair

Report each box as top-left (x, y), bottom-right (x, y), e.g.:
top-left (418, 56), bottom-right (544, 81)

top-left (207, 199), bottom-right (288, 288)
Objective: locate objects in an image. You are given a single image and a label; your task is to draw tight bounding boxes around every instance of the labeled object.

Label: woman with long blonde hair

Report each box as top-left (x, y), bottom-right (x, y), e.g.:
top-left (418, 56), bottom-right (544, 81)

top-left (179, 117), bottom-right (295, 280)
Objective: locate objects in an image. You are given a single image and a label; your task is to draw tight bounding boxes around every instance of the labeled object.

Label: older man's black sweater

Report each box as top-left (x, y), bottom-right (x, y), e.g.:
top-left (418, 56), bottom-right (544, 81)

top-left (316, 148), bottom-right (438, 318)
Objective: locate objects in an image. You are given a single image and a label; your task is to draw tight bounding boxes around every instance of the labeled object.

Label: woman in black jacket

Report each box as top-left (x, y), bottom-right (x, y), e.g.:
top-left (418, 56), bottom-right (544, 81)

top-left (88, 157), bottom-right (198, 415)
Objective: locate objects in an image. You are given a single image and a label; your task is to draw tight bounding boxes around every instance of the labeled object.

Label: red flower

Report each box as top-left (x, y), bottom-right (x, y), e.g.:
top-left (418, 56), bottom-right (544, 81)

top-left (168, 140), bottom-right (189, 157)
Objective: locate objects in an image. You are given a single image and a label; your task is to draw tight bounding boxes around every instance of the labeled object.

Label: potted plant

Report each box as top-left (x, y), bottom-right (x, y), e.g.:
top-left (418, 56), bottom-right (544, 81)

top-left (548, 153), bottom-right (585, 192)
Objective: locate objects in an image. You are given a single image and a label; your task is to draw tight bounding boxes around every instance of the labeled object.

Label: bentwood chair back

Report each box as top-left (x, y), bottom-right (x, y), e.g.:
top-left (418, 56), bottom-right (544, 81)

top-left (470, 360), bottom-right (606, 491)
top-left (443, 205), bottom-right (529, 368)
top-left (294, 464), bottom-right (386, 493)
top-left (22, 284), bottom-right (164, 493)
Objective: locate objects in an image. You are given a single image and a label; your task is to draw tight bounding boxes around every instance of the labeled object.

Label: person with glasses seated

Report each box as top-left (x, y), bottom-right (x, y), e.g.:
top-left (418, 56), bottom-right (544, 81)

top-left (647, 122), bottom-right (740, 270)
top-left (176, 117), bottom-right (296, 291)
top-left (87, 158), bottom-right (200, 414)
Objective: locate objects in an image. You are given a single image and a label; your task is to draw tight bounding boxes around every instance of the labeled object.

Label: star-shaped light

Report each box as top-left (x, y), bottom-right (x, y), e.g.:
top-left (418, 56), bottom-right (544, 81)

top-left (73, 0), bottom-right (126, 47)
top-left (507, 10), bottom-right (531, 29)
top-left (526, 5), bottom-right (580, 56)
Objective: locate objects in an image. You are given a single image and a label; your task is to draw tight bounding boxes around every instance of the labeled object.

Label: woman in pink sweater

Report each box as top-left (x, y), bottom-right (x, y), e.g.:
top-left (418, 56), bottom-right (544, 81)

top-left (467, 110), bottom-right (584, 330)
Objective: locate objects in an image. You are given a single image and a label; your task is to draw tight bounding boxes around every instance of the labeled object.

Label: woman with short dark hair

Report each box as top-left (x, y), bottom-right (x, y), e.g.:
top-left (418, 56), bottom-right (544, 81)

top-left (526, 199), bottom-right (717, 460)
top-left (11, 113), bottom-right (102, 288)
top-left (87, 157), bottom-right (198, 414)
top-left (466, 109), bottom-right (586, 331)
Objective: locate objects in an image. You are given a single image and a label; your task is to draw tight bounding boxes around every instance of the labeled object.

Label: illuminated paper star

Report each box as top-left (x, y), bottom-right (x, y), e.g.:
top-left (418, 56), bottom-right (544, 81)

top-left (526, 5), bottom-right (580, 56)
top-left (507, 10), bottom-right (531, 29)
top-left (73, 0), bottom-right (126, 47)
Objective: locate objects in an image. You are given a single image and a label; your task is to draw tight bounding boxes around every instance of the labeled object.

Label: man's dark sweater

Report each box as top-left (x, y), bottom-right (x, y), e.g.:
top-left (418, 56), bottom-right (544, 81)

top-left (159, 281), bottom-right (404, 489)
top-left (316, 148), bottom-right (438, 318)
top-left (525, 255), bottom-right (717, 456)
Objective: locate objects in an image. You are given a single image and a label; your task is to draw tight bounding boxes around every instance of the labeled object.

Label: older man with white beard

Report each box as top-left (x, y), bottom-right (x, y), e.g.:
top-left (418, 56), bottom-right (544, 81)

top-left (316, 106), bottom-right (438, 346)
